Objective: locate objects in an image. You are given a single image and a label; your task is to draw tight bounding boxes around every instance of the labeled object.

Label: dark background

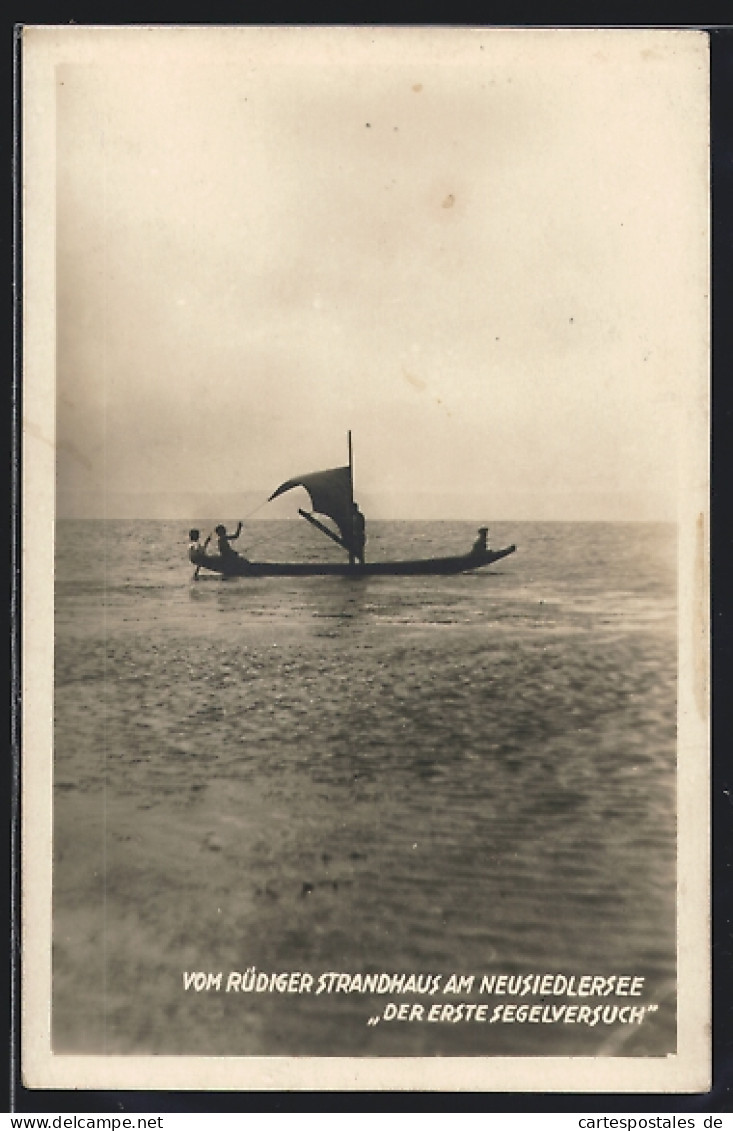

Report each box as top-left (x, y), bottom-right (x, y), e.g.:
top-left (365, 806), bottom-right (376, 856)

top-left (7, 14), bottom-right (732, 1115)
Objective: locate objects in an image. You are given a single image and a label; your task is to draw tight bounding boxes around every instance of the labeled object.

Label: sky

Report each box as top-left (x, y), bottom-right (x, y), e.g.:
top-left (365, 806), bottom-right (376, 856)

top-left (50, 27), bottom-right (709, 520)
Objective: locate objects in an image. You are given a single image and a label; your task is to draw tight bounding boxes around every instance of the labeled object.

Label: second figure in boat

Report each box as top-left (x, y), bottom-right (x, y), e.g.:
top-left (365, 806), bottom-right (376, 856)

top-left (215, 521), bottom-right (244, 559)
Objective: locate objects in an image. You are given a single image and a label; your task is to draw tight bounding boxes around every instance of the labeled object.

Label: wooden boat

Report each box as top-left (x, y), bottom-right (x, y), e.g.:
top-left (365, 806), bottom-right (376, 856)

top-left (190, 544), bottom-right (516, 578)
top-left (189, 433), bottom-right (516, 578)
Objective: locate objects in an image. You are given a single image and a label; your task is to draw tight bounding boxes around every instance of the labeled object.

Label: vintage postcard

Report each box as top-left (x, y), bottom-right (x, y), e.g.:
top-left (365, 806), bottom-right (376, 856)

top-left (21, 26), bottom-right (710, 1092)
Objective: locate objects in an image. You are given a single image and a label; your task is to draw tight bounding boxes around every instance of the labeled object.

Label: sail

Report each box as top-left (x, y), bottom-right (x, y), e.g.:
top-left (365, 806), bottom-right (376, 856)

top-left (268, 465), bottom-right (353, 541)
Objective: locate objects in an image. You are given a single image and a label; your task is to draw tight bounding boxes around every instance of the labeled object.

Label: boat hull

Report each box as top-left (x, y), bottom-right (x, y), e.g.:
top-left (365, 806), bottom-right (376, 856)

top-left (190, 545), bottom-right (517, 578)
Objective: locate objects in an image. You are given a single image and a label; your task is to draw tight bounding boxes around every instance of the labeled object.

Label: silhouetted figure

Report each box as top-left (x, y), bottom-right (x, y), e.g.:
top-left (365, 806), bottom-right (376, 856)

top-left (215, 522), bottom-right (243, 557)
top-left (471, 527), bottom-right (489, 555)
top-left (188, 528), bottom-right (202, 558)
top-left (188, 528), bottom-right (205, 578)
top-left (351, 502), bottom-right (366, 564)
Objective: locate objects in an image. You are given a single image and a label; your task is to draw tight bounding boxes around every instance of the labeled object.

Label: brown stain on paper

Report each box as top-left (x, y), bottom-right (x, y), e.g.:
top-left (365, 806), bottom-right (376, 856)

top-left (402, 369), bottom-right (426, 392)
top-left (402, 369), bottom-right (452, 417)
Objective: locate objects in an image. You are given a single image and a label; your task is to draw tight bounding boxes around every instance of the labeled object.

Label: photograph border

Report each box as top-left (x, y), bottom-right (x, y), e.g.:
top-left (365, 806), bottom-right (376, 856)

top-left (12, 18), bottom-right (723, 1109)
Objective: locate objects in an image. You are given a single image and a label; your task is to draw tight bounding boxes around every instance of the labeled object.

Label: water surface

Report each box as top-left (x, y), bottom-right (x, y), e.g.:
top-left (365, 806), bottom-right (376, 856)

top-left (53, 520), bottom-right (677, 1056)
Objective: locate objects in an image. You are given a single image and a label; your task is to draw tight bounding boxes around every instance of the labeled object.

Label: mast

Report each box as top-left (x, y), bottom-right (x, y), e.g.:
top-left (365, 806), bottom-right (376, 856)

top-left (347, 430), bottom-right (355, 566)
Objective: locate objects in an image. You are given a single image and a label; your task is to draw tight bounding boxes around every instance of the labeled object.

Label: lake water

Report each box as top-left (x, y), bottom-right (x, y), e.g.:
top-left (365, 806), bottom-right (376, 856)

top-left (53, 519), bottom-right (677, 1057)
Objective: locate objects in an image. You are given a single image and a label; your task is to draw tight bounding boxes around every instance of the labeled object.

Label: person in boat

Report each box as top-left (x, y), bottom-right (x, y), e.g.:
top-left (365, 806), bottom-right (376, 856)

top-left (188, 528), bottom-right (205, 578)
top-left (470, 527), bottom-right (490, 556)
top-left (350, 502), bottom-right (366, 564)
top-left (215, 521), bottom-right (243, 557)
top-left (188, 528), bottom-right (203, 560)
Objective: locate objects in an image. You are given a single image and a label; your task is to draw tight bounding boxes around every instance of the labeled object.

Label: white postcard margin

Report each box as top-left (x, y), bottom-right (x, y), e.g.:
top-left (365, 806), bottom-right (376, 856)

top-left (20, 25), bottom-right (711, 1094)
